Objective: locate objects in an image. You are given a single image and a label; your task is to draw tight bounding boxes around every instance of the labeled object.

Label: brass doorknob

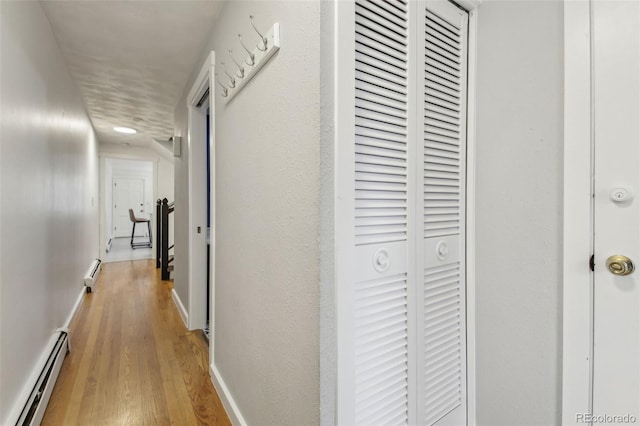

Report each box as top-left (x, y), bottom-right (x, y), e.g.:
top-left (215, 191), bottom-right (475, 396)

top-left (606, 255), bottom-right (635, 276)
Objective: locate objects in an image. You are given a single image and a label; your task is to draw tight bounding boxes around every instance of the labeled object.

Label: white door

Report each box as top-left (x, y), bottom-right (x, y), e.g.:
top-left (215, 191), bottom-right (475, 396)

top-left (113, 177), bottom-right (145, 238)
top-left (420, 2), bottom-right (468, 424)
top-left (592, 0), bottom-right (640, 419)
top-left (337, 1), bottom-right (469, 424)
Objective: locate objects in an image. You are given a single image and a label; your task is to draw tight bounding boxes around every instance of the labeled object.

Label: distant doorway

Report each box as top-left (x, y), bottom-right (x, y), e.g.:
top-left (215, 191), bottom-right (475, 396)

top-left (102, 158), bottom-right (155, 263)
top-left (112, 177), bottom-right (145, 238)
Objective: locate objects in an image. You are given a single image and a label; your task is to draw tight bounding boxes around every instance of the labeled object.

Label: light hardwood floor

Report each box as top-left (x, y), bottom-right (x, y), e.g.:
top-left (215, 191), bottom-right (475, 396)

top-left (42, 260), bottom-right (230, 426)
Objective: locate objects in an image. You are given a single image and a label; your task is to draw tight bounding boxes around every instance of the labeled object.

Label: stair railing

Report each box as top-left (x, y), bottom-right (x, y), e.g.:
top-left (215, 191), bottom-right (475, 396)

top-left (156, 198), bottom-right (174, 280)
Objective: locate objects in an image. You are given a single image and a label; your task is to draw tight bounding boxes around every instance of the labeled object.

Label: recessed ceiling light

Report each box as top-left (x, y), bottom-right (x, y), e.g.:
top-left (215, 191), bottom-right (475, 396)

top-left (114, 126), bottom-right (137, 134)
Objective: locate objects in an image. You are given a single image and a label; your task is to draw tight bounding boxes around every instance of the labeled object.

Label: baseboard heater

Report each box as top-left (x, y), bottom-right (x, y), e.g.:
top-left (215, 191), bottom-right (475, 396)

top-left (84, 258), bottom-right (102, 293)
top-left (15, 329), bottom-right (69, 426)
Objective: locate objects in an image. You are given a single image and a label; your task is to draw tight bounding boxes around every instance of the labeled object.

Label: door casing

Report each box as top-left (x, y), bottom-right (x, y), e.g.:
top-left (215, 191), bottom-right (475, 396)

top-left (99, 155), bottom-right (159, 260)
top-left (186, 51), bottom-right (216, 338)
top-left (562, 1), bottom-right (595, 422)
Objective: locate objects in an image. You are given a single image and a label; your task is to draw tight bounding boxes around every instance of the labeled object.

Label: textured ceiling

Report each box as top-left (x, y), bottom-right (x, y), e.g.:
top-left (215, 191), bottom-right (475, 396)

top-left (41, 0), bottom-right (223, 147)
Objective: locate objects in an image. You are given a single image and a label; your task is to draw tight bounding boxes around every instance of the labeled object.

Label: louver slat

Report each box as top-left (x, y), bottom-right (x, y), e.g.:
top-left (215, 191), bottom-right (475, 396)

top-left (356, 0), bottom-right (409, 247)
top-left (354, 1), bottom-right (409, 425)
top-left (424, 263), bottom-right (462, 425)
top-left (355, 273), bottom-right (409, 425)
top-left (425, 8), bottom-right (463, 239)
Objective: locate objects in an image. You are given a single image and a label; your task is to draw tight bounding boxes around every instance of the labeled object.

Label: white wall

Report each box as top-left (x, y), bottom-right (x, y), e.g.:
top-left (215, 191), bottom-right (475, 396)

top-left (173, 1), bottom-right (321, 423)
top-left (319, 1), bottom-right (336, 424)
top-left (474, 2), bottom-right (564, 425)
top-left (0, 2), bottom-right (100, 423)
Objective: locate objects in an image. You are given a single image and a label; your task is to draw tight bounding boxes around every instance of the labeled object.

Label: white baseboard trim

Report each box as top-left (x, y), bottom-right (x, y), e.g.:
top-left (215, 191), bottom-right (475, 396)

top-left (171, 289), bottom-right (188, 328)
top-left (5, 285), bottom-right (84, 425)
top-left (63, 287), bottom-right (87, 330)
top-left (5, 333), bottom-right (62, 425)
top-left (210, 363), bottom-right (247, 426)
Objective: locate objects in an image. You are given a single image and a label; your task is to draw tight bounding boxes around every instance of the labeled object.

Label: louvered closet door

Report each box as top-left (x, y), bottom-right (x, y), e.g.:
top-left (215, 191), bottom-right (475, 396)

top-left (344, 0), bottom-right (468, 424)
top-left (353, 0), bottom-right (414, 424)
top-left (419, 1), bottom-right (468, 425)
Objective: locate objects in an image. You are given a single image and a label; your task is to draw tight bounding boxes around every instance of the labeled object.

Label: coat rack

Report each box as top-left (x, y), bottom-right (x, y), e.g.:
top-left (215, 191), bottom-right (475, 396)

top-left (216, 16), bottom-right (281, 104)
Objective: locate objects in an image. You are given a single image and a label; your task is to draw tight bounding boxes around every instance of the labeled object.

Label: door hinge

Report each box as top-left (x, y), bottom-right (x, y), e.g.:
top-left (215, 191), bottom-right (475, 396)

top-left (589, 254), bottom-right (595, 272)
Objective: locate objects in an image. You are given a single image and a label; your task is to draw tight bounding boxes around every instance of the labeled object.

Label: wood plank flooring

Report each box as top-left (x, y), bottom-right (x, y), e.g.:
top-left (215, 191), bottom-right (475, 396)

top-left (42, 260), bottom-right (230, 426)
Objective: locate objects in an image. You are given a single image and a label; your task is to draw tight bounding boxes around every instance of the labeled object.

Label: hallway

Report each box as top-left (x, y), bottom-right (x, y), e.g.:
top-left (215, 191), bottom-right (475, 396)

top-left (41, 261), bottom-right (230, 425)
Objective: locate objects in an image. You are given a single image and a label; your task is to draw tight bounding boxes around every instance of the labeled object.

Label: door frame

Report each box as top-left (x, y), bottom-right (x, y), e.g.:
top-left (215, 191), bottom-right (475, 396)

top-left (186, 51), bottom-right (216, 344)
top-left (562, 1), bottom-right (594, 423)
top-left (98, 154), bottom-right (159, 260)
top-left (332, 0), bottom-right (479, 423)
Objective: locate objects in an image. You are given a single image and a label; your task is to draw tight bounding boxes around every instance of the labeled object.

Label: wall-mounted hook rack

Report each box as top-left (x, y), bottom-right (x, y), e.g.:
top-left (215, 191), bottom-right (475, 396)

top-left (223, 21), bottom-right (280, 104)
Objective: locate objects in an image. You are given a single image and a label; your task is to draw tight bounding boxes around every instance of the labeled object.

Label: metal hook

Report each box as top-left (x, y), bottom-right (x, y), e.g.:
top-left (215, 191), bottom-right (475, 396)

top-left (220, 62), bottom-right (236, 88)
top-left (238, 34), bottom-right (255, 66)
top-left (214, 73), bottom-right (228, 97)
top-left (228, 50), bottom-right (245, 78)
top-left (249, 15), bottom-right (267, 51)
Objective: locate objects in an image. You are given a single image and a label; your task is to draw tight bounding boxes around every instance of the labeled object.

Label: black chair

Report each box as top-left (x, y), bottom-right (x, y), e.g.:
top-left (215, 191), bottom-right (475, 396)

top-left (128, 208), bottom-right (152, 249)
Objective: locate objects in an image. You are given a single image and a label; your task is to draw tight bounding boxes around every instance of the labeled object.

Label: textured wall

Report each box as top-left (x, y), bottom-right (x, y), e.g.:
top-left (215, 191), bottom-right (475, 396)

top-left (172, 100), bottom-right (190, 317)
top-left (0, 2), bottom-right (100, 422)
top-left (174, 1), bottom-right (321, 424)
top-left (474, 2), bottom-right (564, 425)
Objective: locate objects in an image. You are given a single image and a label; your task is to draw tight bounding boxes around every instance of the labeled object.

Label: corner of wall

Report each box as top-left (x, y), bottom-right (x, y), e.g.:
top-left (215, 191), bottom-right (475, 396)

top-left (319, 0), bottom-right (337, 424)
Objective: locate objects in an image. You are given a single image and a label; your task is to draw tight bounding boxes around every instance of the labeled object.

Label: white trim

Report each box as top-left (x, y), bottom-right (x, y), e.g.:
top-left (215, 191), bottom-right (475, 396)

top-left (63, 287), bottom-right (88, 330)
top-left (334, 1), bottom-right (357, 424)
top-left (171, 288), bottom-right (188, 328)
top-left (28, 334), bottom-right (68, 426)
top-left (209, 68), bottom-right (217, 369)
top-left (463, 4), bottom-right (479, 425)
top-left (4, 285), bottom-right (84, 425)
top-left (562, 1), bottom-right (594, 423)
top-left (455, 0), bottom-right (482, 12)
top-left (210, 364), bottom-right (247, 426)
top-left (5, 332), bottom-right (68, 426)
top-left (186, 51), bottom-right (215, 334)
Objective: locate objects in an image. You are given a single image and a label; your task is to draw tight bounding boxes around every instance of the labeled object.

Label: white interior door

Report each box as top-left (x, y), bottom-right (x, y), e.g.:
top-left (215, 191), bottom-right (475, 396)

top-left (592, 0), bottom-right (640, 419)
top-left (352, 0), bottom-right (413, 422)
top-left (337, 1), bottom-right (469, 424)
top-left (420, 1), bottom-right (468, 424)
top-left (113, 177), bottom-right (145, 238)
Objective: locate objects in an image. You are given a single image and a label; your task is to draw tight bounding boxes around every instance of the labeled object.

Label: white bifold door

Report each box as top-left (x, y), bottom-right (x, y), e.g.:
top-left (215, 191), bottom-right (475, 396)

top-left (337, 0), bottom-right (469, 424)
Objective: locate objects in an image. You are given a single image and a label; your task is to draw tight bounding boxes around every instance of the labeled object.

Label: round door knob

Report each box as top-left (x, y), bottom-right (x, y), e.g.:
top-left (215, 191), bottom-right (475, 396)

top-left (606, 255), bottom-right (635, 276)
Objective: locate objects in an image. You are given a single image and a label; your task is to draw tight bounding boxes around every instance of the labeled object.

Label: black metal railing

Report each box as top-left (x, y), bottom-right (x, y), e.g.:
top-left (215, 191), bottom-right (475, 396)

top-left (156, 198), bottom-right (174, 280)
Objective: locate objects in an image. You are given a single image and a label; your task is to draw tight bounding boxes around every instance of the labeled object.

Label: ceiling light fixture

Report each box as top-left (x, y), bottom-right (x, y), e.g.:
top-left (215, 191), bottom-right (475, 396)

top-left (114, 126), bottom-right (137, 134)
